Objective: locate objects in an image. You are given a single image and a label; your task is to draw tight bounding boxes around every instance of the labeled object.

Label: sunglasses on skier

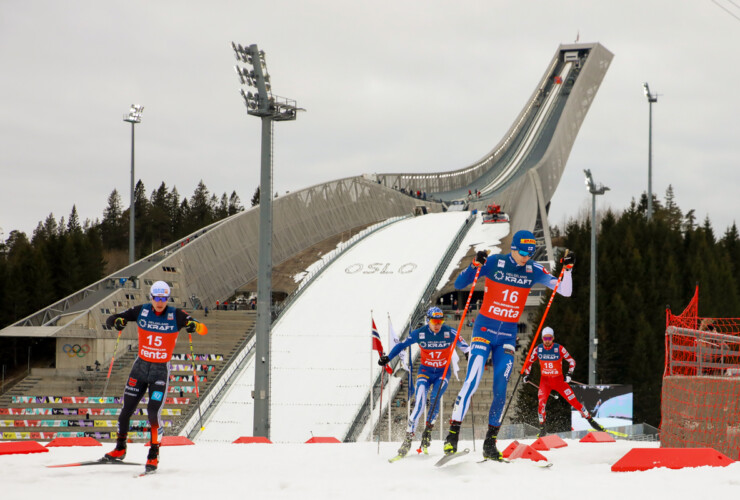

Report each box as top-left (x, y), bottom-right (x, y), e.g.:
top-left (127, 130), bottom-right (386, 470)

top-left (517, 249), bottom-right (534, 257)
top-left (151, 296), bottom-right (169, 303)
top-left (429, 318), bottom-right (444, 326)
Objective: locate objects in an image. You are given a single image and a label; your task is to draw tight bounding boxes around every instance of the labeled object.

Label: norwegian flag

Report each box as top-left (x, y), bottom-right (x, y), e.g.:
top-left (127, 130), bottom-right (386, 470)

top-left (372, 318), bottom-right (392, 374)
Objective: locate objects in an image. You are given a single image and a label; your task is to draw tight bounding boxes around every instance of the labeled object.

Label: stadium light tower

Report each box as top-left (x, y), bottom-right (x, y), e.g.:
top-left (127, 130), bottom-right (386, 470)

top-left (123, 104), bottom-right (144, 265)
top-left (232, 42), bottom-right (303, 439)
top-left (643, 82), bottom-right (658, 221)
top-left (584, 169), bottom-right (610, 385)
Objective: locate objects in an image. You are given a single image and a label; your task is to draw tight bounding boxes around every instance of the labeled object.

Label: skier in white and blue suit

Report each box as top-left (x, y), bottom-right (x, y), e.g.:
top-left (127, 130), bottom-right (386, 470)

top-left (443, 230), bottom-right (575, 460)
top-left (379, 307), bottom-right (470, 457)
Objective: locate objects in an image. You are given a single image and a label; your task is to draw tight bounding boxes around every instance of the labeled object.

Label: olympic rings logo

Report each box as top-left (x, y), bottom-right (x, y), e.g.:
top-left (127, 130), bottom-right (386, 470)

top-left (63, 344), bottom-right (91, 358)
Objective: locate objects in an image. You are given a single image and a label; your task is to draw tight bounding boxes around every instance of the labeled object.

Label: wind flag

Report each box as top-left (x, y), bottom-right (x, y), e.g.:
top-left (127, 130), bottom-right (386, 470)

top-left (388, 315), bottom-right (413, 400)
top-left (372, 317), bottom-right (392, 374)
top-left (387, 316), bottom-right (408, 371)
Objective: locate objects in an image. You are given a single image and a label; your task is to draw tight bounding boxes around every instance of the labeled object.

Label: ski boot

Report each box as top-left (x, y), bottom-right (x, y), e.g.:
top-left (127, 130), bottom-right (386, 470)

top-left (482, 425), bottom-right (503, 461)
top-left (420, 423), bottom-right (433, 454)
top-left (443, 421), bottom-right (461, 455)
top-left (587, 416), bottom-right (606, 433)
top-left (397, 432), bottom-right (414, 457)
top-left (102, 436), bottom-right (127, 462)
top-left (537, 421), bottom-right (547, 438)
top-left (145, 443), bottom-right (159, 473)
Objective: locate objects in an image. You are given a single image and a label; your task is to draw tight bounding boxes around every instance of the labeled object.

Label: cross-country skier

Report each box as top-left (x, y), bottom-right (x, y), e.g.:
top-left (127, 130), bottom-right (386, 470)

top-left (102, 281), bottom-right (207, 473)
top-left (523, 326), bottom-right (606, 436)
top-left (379, 307), bottom-right (470, 457)
top-left (444, 230), bottom-right (575, 460)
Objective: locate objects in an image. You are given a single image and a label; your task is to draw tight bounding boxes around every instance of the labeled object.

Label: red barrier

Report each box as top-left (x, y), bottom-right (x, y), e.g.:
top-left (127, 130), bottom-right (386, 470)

top-left (532, 435), bottom-right (568, 450)
top-left (305, 437), bottom-right (341, 443)
top-left (501, 440), bottom-right (520, 458)
top-left (0, 441), bottom-right (49, 455)
top-left (508, 443), bottom-right (548, 462)
top-left (611, 447), bottom-right (734, 472)
top-left (46, 437), bottom-right (102, 447)
top-left (580, 431), bottom-right (616, 443)
top-left (160, 436), bottom-right (194, 446)
top-left (233, 436), bottom-right (273, 444)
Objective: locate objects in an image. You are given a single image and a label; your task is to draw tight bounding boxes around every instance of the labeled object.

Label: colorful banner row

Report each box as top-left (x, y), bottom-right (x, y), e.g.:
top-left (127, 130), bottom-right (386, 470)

top-left (170, 364), bottom-right (216, 372)
top-left (0, 407), bottom-right (181, 416)
top-left (170, 375), bottom-right (208, 383)
top-left (0, 419), bottom-right (172, 428)
top-left (171, 353), bottom-right (224, 361)
top-left (2, 431), bottom-right (151, 440)
top-left (11, 396), bottom-right (191, 405)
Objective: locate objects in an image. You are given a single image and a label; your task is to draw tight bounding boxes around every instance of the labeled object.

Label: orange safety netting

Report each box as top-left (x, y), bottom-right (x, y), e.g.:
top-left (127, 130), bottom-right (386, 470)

top-left (661, 285), bottom-right (740, 459)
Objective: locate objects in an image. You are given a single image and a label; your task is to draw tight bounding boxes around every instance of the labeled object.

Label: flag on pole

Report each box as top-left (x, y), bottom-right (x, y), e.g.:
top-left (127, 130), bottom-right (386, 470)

top-left (387, 315), bottom-right (408, 371)
top-left (372, 317), bottom-right (392, 374)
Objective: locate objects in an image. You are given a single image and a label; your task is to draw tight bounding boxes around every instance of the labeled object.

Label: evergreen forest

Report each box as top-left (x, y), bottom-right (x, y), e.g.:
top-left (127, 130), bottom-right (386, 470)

top-left (514, 188), bottom-right (740, 428)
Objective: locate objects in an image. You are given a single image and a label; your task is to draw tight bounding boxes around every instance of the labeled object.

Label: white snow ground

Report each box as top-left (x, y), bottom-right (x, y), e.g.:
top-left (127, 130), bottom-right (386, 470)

top-left (4, 438), bottom-right (740, 499)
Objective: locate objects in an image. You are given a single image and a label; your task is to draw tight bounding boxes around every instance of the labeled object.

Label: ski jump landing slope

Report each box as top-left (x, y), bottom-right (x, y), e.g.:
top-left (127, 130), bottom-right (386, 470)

top-left (198, 212), bottom-right (471, 443)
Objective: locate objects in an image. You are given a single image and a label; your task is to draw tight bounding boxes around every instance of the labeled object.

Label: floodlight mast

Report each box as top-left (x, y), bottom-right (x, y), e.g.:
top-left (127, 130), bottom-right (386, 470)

top-left (643, 82), bottom-right (658, 220)
top-left (232, 42), bottom-right (303, 439)
top-left (123, 105), bottom-right (144, 265)
top-left (583, 169), bottom-right (609, 386)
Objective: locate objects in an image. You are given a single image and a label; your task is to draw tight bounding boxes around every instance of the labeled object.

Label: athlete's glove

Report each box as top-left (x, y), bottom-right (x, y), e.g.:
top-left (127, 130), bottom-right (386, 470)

top-left (378, 355), bottom-right (390, 366)
top-left (186, 321), bottom-right (198, 333)
top-left (561, 251), bottom-right (575, 270)
top-left (522, 374), bottom-right (529, 384)
top-left (113, 318), bottom-right (126, 331)
top-left (474, 250), bottom-right (489, 267)
top-left (565, 374), bottom-right (572, 384)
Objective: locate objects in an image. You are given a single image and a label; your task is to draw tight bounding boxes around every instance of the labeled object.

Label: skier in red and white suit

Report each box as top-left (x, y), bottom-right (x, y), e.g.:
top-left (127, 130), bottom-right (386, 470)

top-left (523, 327), bottom-right (605, 436)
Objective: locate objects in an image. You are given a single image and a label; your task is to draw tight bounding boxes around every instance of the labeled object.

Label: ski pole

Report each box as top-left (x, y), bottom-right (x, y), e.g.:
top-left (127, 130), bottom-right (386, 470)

top-left (427, 264), bottom-right (482, 429)
top-left (377, 369), bottom-right (385, 454)
top-left (188, 331), bottom-right (205, 432)
top-left (501, 255), bottom-right (569, 423)
top-left (101, 328), bottom-right (123, 398)
top-left (525, 379), bottom-right (559, 399)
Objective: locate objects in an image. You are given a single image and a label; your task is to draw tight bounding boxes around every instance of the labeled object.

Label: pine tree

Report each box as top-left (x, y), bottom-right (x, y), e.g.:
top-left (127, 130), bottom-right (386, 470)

top-left (228, 191), bottom-right (244, 215)
top-left (251, 186), bottom-right (260, 207)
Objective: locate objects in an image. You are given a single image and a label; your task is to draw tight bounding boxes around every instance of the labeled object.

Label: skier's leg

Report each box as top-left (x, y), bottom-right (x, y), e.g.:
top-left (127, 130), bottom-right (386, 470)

top-left (407, 376), bottom-right (429, 434)
top-left (105, 362), bottom-right (146, 461)
top-left (487, 344), bottom-right (515, 426)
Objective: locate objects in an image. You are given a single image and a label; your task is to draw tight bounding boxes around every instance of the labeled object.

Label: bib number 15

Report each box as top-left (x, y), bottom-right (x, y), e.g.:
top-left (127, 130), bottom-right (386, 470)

top-left (146, 335), bottom-right (163, 347)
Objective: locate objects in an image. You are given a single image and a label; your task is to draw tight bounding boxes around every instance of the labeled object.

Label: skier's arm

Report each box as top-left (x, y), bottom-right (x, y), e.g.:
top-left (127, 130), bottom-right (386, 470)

top-left (386, 331), bottom-right (417, 361)
top-left (454, 255), bottom-right (492, 289)
top-left (560, 346), bottom-right (576, 375)
top-left (456, 335), bottom-right (471, 354)
top-left (106, 305), bottom-right (143, 329)
top-left (176, 309), bottom-right (207, 335)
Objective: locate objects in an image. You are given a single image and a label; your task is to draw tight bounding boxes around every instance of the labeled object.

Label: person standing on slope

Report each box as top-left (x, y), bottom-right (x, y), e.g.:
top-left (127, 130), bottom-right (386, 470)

top-left (523, 326), bottom-right (606, 437)
top-left (379, 307), bottom-right (470, 457)
top-left (444, 230), bottom-right (575, 460)
top-left (102, 280), bottom-right (207, 473)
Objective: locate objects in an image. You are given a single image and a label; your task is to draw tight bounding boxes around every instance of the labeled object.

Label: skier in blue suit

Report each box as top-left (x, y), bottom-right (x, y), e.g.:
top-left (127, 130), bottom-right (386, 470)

top-left (379, 307), bottom-right (470, 457)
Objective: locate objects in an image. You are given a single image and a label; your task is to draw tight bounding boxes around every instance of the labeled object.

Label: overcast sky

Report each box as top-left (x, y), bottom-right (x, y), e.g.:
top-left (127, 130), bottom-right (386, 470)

top-left (1, 0), bottom-right (738, 241)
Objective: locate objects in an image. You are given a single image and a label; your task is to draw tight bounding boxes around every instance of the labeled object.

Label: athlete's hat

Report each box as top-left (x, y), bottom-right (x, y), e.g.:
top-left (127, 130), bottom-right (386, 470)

top-left (542, 327), bottom-right (555, 340)
top-left (150, 280), bottom-right (171, 298)
top-left (511, 230), bottom-right (536, 256)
